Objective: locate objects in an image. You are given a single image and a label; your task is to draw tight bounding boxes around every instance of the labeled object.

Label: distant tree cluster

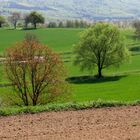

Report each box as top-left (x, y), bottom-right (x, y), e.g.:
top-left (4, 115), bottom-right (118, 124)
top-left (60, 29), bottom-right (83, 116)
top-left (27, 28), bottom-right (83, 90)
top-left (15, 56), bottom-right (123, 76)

top-left (23, 11), bottom-right (45, 29)
top-left (0, 11), bottom-right (45, 29)
top-left (47, 20), bottom-right (90, 28)
top-left (0, 12), bottom-right (91, 29)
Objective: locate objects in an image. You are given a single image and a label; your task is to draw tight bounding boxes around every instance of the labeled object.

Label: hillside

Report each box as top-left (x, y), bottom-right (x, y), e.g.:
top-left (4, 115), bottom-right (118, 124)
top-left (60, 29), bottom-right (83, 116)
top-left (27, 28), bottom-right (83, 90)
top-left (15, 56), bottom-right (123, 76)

top-left (0, 0), bottom-right (140, 20)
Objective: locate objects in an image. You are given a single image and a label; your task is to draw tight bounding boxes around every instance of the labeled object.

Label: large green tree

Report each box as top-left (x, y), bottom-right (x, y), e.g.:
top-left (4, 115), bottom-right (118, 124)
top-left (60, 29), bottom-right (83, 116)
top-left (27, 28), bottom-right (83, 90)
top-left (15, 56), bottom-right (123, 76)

top-left (28, 11), bottom-right (45, 29)
top-left (74, 22), bottom-right (130, 78)
top-left (0, 16), bottom-right (5, 28)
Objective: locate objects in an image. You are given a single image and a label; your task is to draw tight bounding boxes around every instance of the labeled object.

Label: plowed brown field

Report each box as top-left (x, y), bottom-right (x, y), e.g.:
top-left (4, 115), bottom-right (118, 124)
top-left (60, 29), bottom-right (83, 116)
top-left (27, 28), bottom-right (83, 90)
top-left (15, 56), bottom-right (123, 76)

top-left (0, 106), bottom-right (140, 140)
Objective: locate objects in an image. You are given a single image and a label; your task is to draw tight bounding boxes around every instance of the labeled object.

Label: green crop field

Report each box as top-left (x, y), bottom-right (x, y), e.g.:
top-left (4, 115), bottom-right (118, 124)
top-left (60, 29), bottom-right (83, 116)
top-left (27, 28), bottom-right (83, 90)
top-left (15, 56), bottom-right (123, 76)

top-left (0, 28), bottom-right (140, 107)
top-left (0, 28), bottom-right (82, 53)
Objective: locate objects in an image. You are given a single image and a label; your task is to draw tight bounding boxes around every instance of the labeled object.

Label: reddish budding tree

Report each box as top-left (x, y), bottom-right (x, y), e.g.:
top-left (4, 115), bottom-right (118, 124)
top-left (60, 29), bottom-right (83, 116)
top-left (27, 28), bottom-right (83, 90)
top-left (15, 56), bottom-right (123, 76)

top-left (5, 38), bottom-right (67, 106)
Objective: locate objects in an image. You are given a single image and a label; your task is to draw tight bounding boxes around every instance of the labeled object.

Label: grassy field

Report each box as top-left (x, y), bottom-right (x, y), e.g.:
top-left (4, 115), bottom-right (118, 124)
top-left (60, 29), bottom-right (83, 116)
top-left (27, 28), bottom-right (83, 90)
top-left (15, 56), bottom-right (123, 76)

top-left (0, 28), bottom-right (140, 106)
top-left (0, 28), bottom-right (82, 53)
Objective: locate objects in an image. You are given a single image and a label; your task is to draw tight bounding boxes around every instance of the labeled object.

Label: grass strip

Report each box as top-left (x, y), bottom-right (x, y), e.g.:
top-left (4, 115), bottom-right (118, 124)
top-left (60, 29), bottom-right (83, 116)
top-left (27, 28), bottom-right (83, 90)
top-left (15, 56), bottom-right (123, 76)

top-left (0, 100), bottom-right (140, 116)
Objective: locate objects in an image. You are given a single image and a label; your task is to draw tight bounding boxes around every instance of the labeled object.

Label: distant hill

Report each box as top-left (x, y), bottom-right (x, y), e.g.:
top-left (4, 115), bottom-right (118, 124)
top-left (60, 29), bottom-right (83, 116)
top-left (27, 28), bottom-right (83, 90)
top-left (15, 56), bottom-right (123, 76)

top-left (0, 0), bottom-right (140, 20)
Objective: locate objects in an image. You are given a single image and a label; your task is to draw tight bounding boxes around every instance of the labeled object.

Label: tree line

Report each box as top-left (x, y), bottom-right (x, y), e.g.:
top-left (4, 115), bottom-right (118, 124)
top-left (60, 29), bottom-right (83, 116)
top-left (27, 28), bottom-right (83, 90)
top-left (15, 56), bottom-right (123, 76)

top-left (47, 20), bottom-right (90, 28)
top-left (0, 11), bottom-right (135, 30)
top-left (0, 11), bottom-right (44, 29)
top-left (0, 11), bottom-right (90, 29)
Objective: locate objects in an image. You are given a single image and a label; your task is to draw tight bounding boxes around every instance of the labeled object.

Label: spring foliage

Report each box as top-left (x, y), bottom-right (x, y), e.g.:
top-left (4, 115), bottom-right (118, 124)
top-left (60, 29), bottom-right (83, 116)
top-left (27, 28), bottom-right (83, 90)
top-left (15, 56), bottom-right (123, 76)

top-left (74, 22), bottom-right (130, 78)
top-left (5, 36), bottom-right (68, 106)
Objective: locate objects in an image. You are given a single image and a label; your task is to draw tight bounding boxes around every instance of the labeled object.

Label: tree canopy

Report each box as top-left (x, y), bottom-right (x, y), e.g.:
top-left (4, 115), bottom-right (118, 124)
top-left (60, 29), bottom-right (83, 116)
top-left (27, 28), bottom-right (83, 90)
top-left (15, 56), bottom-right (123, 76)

top-left (27, 11), bottom-right (45, 29)
top-left (8, 12), bottom-right (21, 29)
top-left (5, 34), bottom-right (68, 106)
top-left (0, 16), bottom-right (5, 28)
top-left (74, 22), bottom-right (130, 78)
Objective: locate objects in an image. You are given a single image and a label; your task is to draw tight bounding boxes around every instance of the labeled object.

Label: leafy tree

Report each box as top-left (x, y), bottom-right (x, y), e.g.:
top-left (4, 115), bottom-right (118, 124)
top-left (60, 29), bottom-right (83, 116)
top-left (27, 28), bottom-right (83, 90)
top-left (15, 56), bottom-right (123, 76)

top-left (9, 12), bottom-right (21, 29)
top-left (0, 16), bottom-right (5, 28)
top-left (133, 20), bottom-right (140, 38)
top-left (66, 20), bottom-right (74, 28)
top-left (74, 20), bottom-right (80, 28)
top-left (5, 34), bottom-right (68, 106)
top-left (48, 22), bottom-right (57, 28)
top-left (28, 11), bottom-right (45, 29)
top-left (74, 22), bottom-right (130, 78)
top-left (58, 21), bottom-right (64, 28)
top-left (23, 14), bottom-right (30, 29)
top-left (80, 20), bottom-right (89, 28)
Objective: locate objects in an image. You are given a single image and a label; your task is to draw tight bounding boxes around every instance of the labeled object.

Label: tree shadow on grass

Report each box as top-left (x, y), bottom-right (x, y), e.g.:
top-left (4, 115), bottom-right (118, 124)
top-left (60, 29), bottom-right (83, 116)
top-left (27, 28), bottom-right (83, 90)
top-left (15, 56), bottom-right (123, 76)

top-left (22, 28), bottom-right (36, 30)
top-left (129, 46), bottom-right (140, 52)
top-left (66, 75), bottom-right (127, 84)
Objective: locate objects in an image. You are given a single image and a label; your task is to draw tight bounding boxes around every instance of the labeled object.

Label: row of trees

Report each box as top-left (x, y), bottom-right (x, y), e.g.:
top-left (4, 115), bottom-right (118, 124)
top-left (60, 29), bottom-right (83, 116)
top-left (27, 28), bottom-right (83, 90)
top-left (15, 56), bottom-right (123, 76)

top-left (47, 20), bottom-right (90, 28)
top-left (1, 22), bottom-right (130, 106)
top-left (0, 11), bottom-right (45, 29)
top-left (0, 12), bottom-right (135, 30)
top-left (0, 13), bottom-right (89, 29)
top-left (47, 20), bottom-right (135, 29)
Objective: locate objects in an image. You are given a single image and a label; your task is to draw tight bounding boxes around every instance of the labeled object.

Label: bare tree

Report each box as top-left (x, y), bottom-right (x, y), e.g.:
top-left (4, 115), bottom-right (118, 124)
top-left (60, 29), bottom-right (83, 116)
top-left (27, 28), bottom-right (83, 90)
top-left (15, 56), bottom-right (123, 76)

top-left (5, 35), bottom-right (68, 106)
top-left (9, 12), bottom-right (21, 29)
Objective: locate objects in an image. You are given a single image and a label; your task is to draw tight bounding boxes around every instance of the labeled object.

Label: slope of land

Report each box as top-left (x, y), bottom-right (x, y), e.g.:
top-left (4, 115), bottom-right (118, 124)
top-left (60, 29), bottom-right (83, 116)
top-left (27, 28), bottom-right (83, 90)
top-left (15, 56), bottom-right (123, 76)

top-left (0, 0), bottom-right (140, 20)
top-left (0, 106), bottom-right (140, 140)
top-left (0, 28), bottom-right (140, 105)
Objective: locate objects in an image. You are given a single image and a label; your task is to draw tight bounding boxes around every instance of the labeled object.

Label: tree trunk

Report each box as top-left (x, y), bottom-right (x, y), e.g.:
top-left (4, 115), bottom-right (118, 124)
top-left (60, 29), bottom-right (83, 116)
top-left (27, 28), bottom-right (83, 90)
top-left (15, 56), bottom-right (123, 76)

top-left (24, 22), bottom-right (28, 29)
top-left (98, 67), bottom-right (102, 78)
top-left (34, 23), bottom-right (37, 29)
top-left (33, 101), bottom-right (37, 106)
top-left (24, 95), bottom-right (29, 106)
top-left (25, 101), bottom-right (29, 106)
top-left (24, 92), bottom-right (29, 106)
top-left (32, 94), bottom-right (38, 106)
top-left (32, 98), bottom-right (37, 106)
top-left (14, 22), bottom-right (17, 29)
top-left (0, 23), bottom-right (2, 28)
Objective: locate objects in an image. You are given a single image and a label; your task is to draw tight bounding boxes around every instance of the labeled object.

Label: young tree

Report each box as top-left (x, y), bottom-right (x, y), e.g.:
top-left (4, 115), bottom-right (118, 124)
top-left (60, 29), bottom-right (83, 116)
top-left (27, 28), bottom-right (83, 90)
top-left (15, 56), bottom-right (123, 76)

top-left (28, 11), bottom-right (45, 29)
top-left (74, 22), bottom-right (130, 78)
top-left (9, 12), bottom-right (21, 29)
top-left (66, 20), bottom-right (74, 28)
top-left (74, 20), bottom-right (80, 28)
top-left (48, 22), bottom-right (57, 28)
top-left (0, 16), bottom-right (5, 28)
top-left (23, 14), bottom-right (30, 29)
top-left (58, 21), bottom-right (64, 28)
top-left (5, 35), bottom-right (67, 106)
top-left (80, 20), bottom-right (89, 28)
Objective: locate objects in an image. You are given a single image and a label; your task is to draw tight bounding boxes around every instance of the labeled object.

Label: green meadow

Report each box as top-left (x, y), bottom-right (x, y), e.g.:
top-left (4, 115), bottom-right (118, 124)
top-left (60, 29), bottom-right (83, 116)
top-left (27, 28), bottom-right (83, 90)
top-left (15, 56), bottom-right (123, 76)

top-left (0, 28), bottom-right (140, 106)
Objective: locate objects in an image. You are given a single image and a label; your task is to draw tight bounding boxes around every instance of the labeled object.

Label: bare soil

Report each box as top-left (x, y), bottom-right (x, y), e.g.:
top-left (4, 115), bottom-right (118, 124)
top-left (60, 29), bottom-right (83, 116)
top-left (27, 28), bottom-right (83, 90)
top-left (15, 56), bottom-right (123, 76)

top-left (0, 106), bottom-right (140, 140)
